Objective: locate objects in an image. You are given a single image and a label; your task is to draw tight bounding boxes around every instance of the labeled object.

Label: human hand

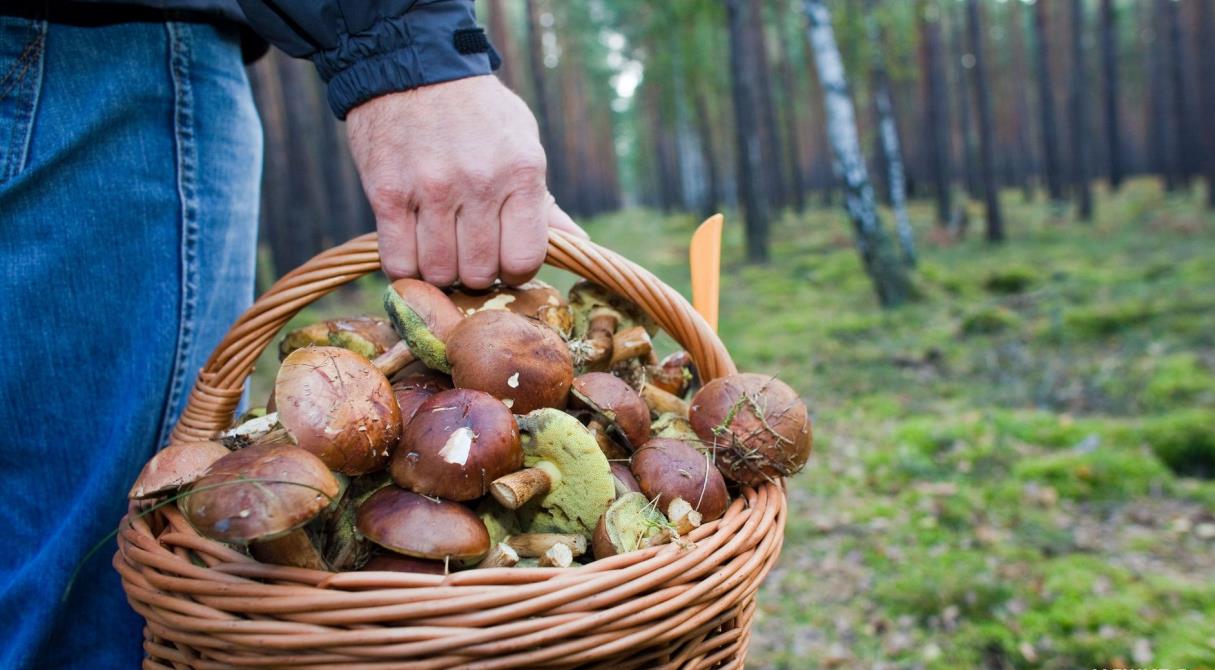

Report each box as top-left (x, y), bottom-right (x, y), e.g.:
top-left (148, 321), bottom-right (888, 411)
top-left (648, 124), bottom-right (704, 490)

top-left (346, 75), bottom-right (586, 288)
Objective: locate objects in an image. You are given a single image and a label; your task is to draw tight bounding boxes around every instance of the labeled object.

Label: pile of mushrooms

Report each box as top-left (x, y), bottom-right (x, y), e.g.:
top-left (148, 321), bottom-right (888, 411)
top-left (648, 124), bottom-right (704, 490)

top-left (129, 277), bottom-right (814, 575)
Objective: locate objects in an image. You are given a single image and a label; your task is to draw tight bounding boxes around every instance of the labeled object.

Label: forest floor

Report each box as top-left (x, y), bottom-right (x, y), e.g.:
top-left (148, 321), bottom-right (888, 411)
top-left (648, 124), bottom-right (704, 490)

top-left (251, 178), bottom-right (1215, 669)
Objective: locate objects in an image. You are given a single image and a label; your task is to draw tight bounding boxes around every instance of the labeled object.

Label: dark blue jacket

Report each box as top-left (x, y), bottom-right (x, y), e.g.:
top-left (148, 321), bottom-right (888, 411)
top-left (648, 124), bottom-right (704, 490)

top-left (10, 0), bottom-right (499, 119)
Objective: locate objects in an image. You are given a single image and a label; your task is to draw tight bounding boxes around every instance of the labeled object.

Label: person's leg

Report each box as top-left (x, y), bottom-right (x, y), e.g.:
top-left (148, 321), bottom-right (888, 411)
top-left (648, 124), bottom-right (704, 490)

top-left (0, 18), bottom-right (260, 669)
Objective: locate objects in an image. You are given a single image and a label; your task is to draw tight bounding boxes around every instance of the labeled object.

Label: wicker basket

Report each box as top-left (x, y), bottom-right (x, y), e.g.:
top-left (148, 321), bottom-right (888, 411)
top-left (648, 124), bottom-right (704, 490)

top-left (116, 230), bottom-right (787, 669)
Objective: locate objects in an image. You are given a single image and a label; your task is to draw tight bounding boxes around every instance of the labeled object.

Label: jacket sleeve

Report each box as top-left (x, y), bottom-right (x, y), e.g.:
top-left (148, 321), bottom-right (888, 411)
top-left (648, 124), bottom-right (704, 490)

top-left (237, 0), bottom-right (500, 119)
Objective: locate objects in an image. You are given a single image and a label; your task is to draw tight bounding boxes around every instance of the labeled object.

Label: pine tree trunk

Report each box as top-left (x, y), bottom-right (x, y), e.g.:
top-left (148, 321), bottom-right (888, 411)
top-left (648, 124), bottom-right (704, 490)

top-left (1009, 0), bottom-right (1036, 200)
top-left (949, 7), bottom-right (978, 202)
top-left (487, 0), bottom-right (517, 92)
top-left (1068, 0), bottom-right (1093, 221)
top-left (918, 0), bottom-right (953, 227)
top-left (966, 0), bottom-right (1004, 241)
top-left (1199, 0), bottom-right (1215, 208)
top-left (727, 0), bottom-right (771, 263)
top-left (693, 84), bottom-right (722, 217)
top-left (1100, 0), bottom-right (1123, 190)
top-left (746, 0), bottom-right (787, 210)
top-left (775, 0), bottom-right (806, 213)
top-left (1033, 0), bottom-right (1065, 202)
top-left (802, 0), bottom-right (912, 307)
top-left (1148, 1), bottom-right (1173, 191)
top-left (524, 0), bottom-right (564, 203)
top-left (866, 0), bottom-right (916, 265)
top-left (1165, 0), bottom-right (1191, 189)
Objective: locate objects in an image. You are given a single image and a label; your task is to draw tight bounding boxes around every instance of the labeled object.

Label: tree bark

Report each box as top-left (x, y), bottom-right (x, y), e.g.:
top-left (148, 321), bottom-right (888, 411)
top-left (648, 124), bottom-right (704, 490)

top-left (727, 0), bottom-right (771, 263)
top-left (775, 0), bottom-right (806, 212)
top-left (487, 0), bottom-right (518, 92)
top-left (918, 0), bottom-right (953, 227)
top-left (693, 84), bottom-right (722, 217)
top-left (802, 0), bottom-right (912, 307)
top-left (1099, 0), bottom-right (1123, 190)
top-left (1008, 0), bottom-right (1036, 200)
top-left (746, 0), bottom-right (787, 210)
top-left (1165, 0), bottom-right (1191, 189)
top-left (1032, 0), bottom-right (1065, 202)
top-left (966, 0), bottom-right (1004, 241)
top-left (524, 0), bottom-right (565, 203)
top-left (1068, 0), bottom-right (1093, 221)
top-left (1148, 0), bottom-right (1174, 191)
top-left (866, 0), bottom-right (915, 265)
top-left (949, 6), bottom-right (978, 202)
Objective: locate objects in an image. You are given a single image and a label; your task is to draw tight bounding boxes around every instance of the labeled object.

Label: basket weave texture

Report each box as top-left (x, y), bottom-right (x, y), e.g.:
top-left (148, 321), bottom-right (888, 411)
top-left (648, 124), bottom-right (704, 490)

top-left (116, 231), bottom-right (787, 669)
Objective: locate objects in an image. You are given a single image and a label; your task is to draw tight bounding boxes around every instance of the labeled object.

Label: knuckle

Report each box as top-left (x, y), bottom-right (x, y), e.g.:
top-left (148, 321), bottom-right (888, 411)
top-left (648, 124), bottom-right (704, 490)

top-left (367, 184), bottom-right (411, 218)
top-left (416, 173), bottom-right (455, 203)
top-left (500, 248), bottom-right (544, 277)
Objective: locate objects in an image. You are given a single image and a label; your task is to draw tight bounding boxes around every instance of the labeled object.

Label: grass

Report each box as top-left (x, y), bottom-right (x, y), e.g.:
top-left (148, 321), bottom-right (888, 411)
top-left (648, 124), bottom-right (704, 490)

top-left (249, 178), bottom-right (1215, 669)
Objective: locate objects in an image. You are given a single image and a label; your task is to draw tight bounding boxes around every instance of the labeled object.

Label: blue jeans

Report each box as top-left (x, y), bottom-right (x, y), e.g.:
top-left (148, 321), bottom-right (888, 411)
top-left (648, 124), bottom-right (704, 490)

top-left (0, 17), bottom-right (261, 669)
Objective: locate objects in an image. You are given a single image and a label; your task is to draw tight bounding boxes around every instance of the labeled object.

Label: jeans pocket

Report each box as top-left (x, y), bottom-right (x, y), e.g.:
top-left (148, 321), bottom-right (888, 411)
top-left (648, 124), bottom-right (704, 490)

top-left (0, 16), bottom-right (46, 186)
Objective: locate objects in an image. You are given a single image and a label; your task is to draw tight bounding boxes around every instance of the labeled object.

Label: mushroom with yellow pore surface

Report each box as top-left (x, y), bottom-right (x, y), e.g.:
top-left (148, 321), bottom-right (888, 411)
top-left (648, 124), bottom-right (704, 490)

top-left (383, 278), bottom-right (465, 373)
top-left (490, 409), bottom-right (614, 537)
top-left (591, 492), bottom-right (672, 559)
top-left (448, 279), bottom-right (572, 337)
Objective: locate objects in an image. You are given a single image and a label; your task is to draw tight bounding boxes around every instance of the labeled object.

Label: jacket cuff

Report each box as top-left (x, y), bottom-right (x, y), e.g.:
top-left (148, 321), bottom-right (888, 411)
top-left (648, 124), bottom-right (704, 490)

top-left (318, 1), bottom-right (499, 120)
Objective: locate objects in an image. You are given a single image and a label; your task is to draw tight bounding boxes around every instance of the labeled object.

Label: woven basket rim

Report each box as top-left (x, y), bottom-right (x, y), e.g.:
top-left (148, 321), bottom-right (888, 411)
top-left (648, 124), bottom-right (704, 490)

top-left (117, 230), bottom-right (786, 669)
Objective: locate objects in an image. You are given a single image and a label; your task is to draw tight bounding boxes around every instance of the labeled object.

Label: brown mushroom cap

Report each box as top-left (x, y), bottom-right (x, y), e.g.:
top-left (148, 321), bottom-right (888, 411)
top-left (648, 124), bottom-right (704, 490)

top-left (129, 440), bottom-right (231, 499)
top-left (356, 487), bottom-right (490, 562)
top-left (448, 280), bottom-right (572, 336)
top-left (361, 553), bottom-right (448, 575)
top-left (570, 372), bottom-right (651, 449)
top-left (391, 388), bottom-right (522, 501)
top-left (609, 462), bottom-right (642, 498)
top-left (392, 367), bottom-right (453, 427)
top-left (275, 346), bottom-right (402, 475)
top-left (327, 316), bottom-right (401, 359)
top-left (383, 278), bottom-right (465, 373)
top-left (689, 373), bottom-right (812, 486)
top-left (631, 437), bottom-right (729, 522)
top-left (446, 310), bottom-right (574, 413)
top-left (179, 442), bottom-right (340, 544)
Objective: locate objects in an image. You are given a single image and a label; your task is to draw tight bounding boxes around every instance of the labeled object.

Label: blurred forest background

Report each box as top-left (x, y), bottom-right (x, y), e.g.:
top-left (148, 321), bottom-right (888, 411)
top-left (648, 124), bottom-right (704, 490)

top-left (247, 1), bottom-right (1215, 668)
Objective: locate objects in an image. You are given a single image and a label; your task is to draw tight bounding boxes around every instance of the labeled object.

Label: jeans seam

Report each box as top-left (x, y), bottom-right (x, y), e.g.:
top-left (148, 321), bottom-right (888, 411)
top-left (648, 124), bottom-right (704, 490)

top-left (156, 22), bottom-right (200, 449)
top-left (0, 19), bottom-right (46, 184)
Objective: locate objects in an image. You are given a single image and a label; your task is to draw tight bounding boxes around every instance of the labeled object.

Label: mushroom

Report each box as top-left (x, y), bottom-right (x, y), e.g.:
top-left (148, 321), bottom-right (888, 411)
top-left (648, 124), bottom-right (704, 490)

top-left (383, 278), bottom-right (465, 373)
top-left (646, 351), bottom-right (698, 398)
top-left (569, 372), bottom-right (651, 450)
top-left (538, 543), bottom-right (573, 568)
top-left (640, 382), bottom-right (690, 418)
top-left (665, 498), bottom-right (704, 536)
top-left (356, 486), bottom-right (490, 563)
top-left (273, 346), bottom-right (401, 475)
top-left (490, 409), bottom-right (614, 537)
top-left (391, 367), bottom-right (453, 428)
top-left (505, 533), bottom-right (588, 558)
top-left (278, 316), bottom-right (401, 364)
top-left (607, 325), bottom-right (654, 367)
top-left (390, 388), bottom-right (522, 501)
top-left (475, 542), bottom-right (521, 569)
top-left (567, 281), bottom-right (657, 371)
top-left (277, 322), bottom-right (330, 360)
top-left (609, 462), bottom-right (642, 498)
top-left (178, 442), bottom-right (340, 545)
top-left (651, 413), bottom-right (699, 441)
top-left (445, 310), bottom-right (574, 413)
top-left (129, 440), bottom-right (230, 499)
top-left (477, 499), bottom-right (521, 547)
top-left (631, 437), bottom-right (729, 522)
top-left (249, 528), bottom-right (330, 571)
top-left (591, 492), bottom-right (671, 560)
top-left (689, 373), bottom-right (812, 486)
top-left (448, 280), bottom-right (573, 337)
top-left (361, 553), bottom-right (448, 575)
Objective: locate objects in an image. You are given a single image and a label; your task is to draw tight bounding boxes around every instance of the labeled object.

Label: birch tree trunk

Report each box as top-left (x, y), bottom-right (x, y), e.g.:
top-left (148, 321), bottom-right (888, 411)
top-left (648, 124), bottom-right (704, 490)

top-left (802, 0), bottom-right (912, 307)
top-left (1100, 0), bottom-right (1123, 191)
top-left (966, 0), bottom-right (1004, 241)
top-left (1033, 0), bottom-right (1065, 202)
top-left (727, 0), bottom-right (771, 263)
top-left (918, 0), bottom-right (952, 227)
top-left (1068, 0), bottom-right (1093, 221)
top-left (866, 0), bottom-right (916, 265)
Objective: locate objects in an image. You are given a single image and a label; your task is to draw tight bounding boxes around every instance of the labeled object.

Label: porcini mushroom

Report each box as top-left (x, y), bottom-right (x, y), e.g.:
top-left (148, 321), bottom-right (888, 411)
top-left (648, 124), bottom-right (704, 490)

top-left (356, 487), bottom-right (490, 563)
top-left (631, 437), bottom-right (729, 522)
top-left (383, 278), bottom-right (465, 373)
top-left (274, 346), bottom-right (401, 475)
top-left (569, 372), bottom-right (651, 449)
top-left (391, 367), bottom-right (454, 428)
top-left (591, 492), bottom-right (671, 560)
top-left (178, 442), bottom-right (340, 545)
top-left (129, 440), bottom-right (230, 500)
top-left (279, 316), bottom-right (401, 363)
top-left (445, 310), bottom-right (574, 413)
top-left (646, 351), bottom-right (698, 398)
top-left (489, 409), bottom-right (614, 537)
top-left (448, 280), bottom-right (572, 337)
top-left (567, 281), bottom-right (657, 371)
top-left (689, 373), bottom-right (812, 486)
top-left (390, 388), bottom-right (522, 501)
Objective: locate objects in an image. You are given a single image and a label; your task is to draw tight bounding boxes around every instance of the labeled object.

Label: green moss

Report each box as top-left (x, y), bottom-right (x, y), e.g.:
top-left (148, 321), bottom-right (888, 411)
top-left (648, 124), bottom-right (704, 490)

top-left (1064, 301), bottom-right (1156, 340)
top-left (959, 305), bottom-right (1022, 336)
top-left (1013, 448), bottom-right (1173, 501)
top-left (982, 265), bottom-right (1038, 294)
top-left (874, 549), bottom-right (1010, 621)
top-left (1140, 409), bottom-right (1215, 478)
top-left (1142, 352), bottom-right (1215, 412)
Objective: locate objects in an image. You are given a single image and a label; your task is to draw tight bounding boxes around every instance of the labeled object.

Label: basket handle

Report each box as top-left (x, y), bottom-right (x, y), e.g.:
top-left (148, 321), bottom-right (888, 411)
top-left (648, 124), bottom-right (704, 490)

top-left (171, 230), bottom-right (737, 443)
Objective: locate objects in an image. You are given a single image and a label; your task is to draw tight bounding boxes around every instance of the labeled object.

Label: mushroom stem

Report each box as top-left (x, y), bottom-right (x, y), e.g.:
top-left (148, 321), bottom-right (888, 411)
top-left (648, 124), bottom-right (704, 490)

top-left (475, 542), bottom-right (520, 569)
top-left (506, 533), bottom-right (588, 558)
top-left (640, 383), bottom-right (690, 417)
top-left (609, 326), bottom-right (653, 366)
top-left (587, 419), bottom-right (631, 460)
top-left (538, 542), bottom-right (574, 568)
top-left (584, 312), bottom-right (618, 369)
top-left (372, 340), bottom-right (416, 378)
top-left (667, 498), bottom-right (703, 536)
top-left (490, 466), bottom-right (555, 509)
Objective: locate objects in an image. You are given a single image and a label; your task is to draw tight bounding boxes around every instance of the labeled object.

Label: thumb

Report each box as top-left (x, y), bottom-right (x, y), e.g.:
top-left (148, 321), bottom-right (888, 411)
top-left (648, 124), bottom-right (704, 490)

top-left (546, 197), bottom-right (589, 239)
